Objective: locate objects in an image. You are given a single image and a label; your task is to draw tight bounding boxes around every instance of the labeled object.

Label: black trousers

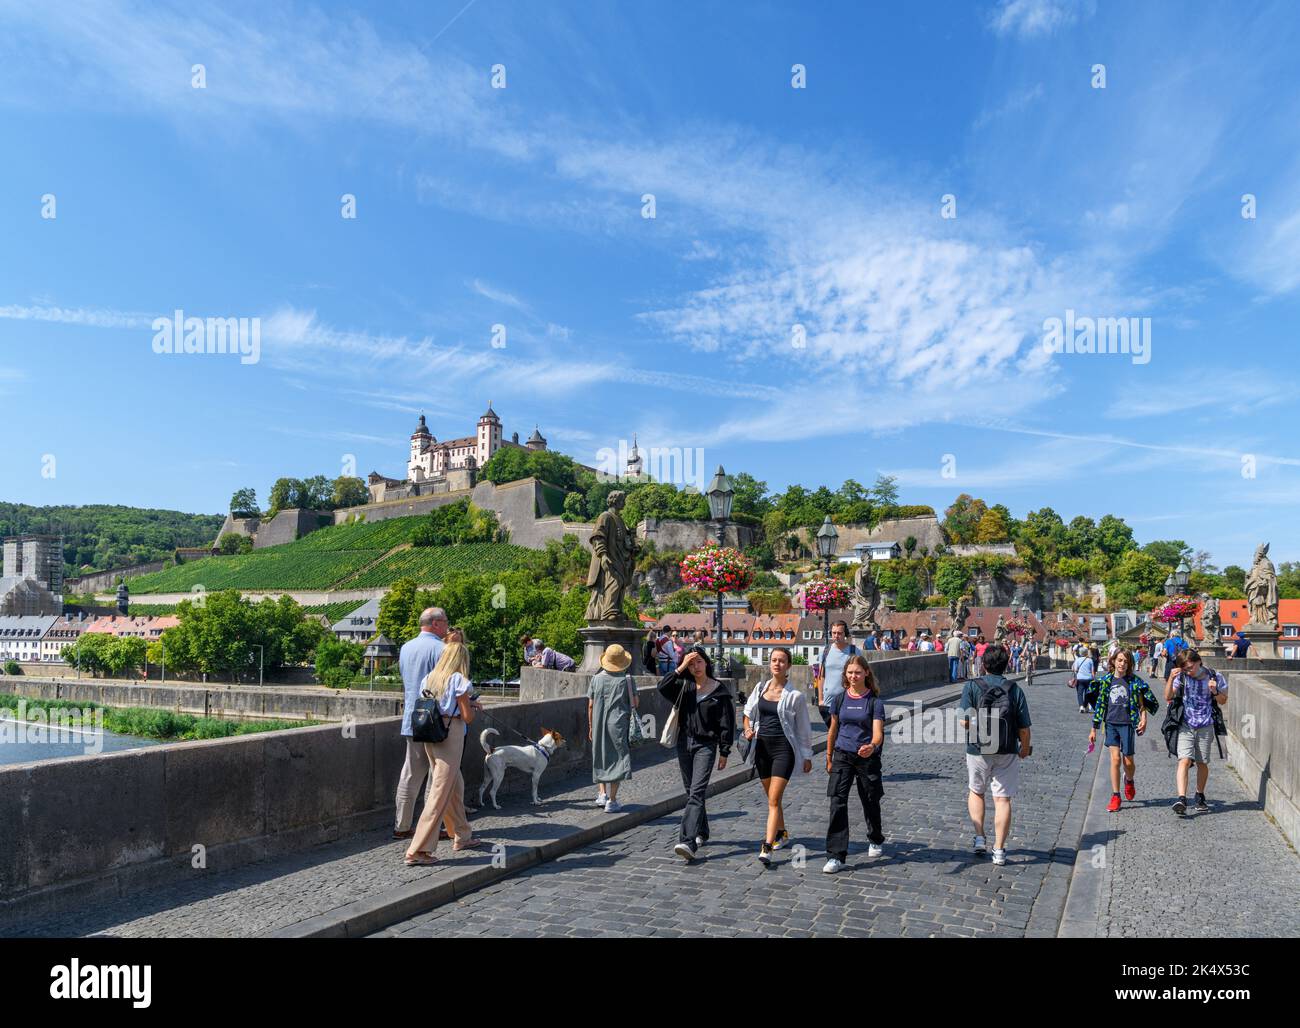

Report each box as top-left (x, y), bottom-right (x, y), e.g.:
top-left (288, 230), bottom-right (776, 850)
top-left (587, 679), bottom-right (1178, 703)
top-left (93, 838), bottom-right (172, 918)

top-left (677, 734), bottom-right (717, 844)
top-left (825, 748), bottom-right (884, 860)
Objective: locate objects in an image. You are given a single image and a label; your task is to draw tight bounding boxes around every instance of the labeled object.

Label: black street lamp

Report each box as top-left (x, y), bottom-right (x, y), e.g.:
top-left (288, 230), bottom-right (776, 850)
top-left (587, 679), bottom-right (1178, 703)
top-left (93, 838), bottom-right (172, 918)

top-left (706, 465), bottom-right (734, 674)
top-left (815, 516), bottom-right (840, 656)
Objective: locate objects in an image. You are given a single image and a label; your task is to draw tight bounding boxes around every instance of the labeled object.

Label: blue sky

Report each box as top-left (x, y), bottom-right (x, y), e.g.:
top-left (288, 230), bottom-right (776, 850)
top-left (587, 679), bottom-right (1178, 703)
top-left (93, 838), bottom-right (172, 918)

top-left (2, 0), bottom-right (1299, 568)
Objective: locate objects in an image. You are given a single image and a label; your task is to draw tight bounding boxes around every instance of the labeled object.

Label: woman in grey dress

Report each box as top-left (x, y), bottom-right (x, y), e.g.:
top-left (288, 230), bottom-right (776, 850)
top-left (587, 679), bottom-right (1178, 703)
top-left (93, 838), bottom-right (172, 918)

top-left (587, 643), bottom-right (638, 813)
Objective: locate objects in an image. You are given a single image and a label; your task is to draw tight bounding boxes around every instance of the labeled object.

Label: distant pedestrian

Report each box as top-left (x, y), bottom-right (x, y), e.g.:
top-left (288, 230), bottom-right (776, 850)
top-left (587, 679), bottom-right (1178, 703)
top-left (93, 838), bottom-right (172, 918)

top-left (960, 644), bottom-right (1032, 866)
top-left (1022, 636), bottom-right (1037, 686)
top-left (945, 630), bottom-right (964, 683)
top-left (973, 635), bottom-right (988, 677)
top-left (588, 644), bottom-right (638, 813)
top-left (822, 655), bottom-right (886, 873)
top-left (1087, 649), bottom-right (1158, 813)
top-left (394, 607), bottom-right (448, 840)
top-left (1163, 630), bottom-right (1187, 673)
top-left (814, 620), bottom-right (858, 728)
top-left (1071, 647), bottom-right (1095, 713)
top-left (742, 647), bottom-right (813, 866)
top-left (1166, 650), bottom-right (1228, 816)
top-left (537, 643), bottom-right (576, 672)
top-left (1229, 631), bottom-right (1251, 660)
top-left (660, 646), bottom-right (734, 862)
top-left (519, 633), bottom-right (537, 664)
top-left (655, 626), bottom-right (674, 674)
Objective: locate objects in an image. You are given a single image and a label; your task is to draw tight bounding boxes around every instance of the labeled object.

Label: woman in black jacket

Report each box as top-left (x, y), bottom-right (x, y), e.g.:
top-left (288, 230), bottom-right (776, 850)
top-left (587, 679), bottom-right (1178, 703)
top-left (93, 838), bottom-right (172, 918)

top-left (658, 645), bottom-right (735, 862)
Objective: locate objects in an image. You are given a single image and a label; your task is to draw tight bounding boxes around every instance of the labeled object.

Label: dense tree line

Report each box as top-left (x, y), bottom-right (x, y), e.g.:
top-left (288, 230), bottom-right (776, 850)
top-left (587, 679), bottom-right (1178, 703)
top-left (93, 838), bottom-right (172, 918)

top-left (0, 503), bottom-right (224, 576)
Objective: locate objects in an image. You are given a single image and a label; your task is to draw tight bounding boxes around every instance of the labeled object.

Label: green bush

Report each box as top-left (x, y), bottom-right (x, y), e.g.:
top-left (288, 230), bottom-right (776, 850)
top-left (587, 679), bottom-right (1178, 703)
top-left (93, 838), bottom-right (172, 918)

top-left (2, 660), bottom-right (19, 675)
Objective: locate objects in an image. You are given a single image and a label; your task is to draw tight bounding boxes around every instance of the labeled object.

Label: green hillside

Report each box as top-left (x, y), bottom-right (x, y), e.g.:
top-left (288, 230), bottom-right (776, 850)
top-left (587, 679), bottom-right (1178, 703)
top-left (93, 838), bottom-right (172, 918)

top-left (124, 515), bottom-right (534, 594)
top-left (0, 502), bottom-right (224, 575)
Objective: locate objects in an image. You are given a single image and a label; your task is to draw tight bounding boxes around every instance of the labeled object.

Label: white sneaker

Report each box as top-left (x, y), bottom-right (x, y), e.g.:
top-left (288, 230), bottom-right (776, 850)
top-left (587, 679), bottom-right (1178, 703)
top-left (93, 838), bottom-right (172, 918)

top-left (822, 858), bottom-right (845, 874)
top-left (695, 835), bottom-right (705, 848)
top-left (974, 835), bottom-right (987, 855)
top-left (673, 842), bottom-right (696, 862)
top-left (604, 799), bottom-right (622, 813)
top-left (1078, 705), bottom-right (1086, 713)
top-left (992, 848), bottom-right (1007, 866)
top-left (868, 843), bottom-right (884, 858)
top-left (594, 792), bottom-right (607, 806)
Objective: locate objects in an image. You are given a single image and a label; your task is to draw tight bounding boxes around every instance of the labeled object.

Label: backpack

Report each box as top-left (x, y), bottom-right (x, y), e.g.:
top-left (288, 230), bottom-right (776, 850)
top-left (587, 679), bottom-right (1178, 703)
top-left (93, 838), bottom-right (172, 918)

top-left (1164, 672), bottom-right (1226, 759)
top-left (973, 676), bottom-right (1020, 755)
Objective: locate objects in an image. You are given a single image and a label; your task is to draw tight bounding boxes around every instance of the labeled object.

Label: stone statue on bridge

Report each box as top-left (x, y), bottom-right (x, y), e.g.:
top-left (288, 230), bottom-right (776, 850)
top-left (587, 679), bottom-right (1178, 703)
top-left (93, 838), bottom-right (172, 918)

top-left (948, 595), bottom-right (970, 632)
top-left (1200, 592), bottom-right (1220, 643)
top-left (585, 491), bottom-right (637, 622)
top-left (851, 560), bottom-right (881, 633)
top-left (993, 613), bottom-right (1007, 644)
top-left (1245, 542), bottom-right (1279, 629)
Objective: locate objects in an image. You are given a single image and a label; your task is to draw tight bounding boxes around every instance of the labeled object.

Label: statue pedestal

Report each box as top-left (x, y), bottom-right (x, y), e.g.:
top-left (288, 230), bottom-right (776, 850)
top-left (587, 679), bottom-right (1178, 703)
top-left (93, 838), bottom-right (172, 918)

top-left (1197, 632), bottom-right (1226, 661)
top-left (578, 621), bottom-right (653, 675)
top-left (1238, 623), bottom-right (1279, 660)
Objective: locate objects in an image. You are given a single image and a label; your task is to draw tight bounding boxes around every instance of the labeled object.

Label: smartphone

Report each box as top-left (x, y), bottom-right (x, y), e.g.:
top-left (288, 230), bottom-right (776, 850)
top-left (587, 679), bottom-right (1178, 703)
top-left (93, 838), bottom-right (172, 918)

top-left (1086, 740), bottom-right (1095, 754)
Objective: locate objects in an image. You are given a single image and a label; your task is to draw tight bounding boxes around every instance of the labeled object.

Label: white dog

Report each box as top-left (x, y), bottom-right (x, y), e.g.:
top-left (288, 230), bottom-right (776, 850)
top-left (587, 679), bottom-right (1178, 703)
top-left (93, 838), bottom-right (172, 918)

top-left (478, 727), bottom-right (566, 808)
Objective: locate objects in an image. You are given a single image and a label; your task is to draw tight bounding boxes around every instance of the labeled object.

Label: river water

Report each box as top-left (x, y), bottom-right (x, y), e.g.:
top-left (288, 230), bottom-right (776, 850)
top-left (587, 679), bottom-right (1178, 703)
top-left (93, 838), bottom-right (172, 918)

top-left (0, 713), bottom-right (159, 766)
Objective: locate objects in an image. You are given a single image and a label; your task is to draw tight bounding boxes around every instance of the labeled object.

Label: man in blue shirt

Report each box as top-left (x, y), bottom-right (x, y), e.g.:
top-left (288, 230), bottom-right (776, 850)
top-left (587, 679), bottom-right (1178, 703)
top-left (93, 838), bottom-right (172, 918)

top-left (394, 607), bottom-right (448, 838)
top-left (1230, 631), bottom-right (1251, 659)
top-left (1163, 631), bottom-right (1188, 668)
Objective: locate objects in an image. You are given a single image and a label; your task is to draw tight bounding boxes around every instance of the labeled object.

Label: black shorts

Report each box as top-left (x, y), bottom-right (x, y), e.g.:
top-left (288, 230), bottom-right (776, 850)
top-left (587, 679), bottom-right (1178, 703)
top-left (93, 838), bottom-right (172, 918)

top-left (755, 733), bottom-right (795, 779)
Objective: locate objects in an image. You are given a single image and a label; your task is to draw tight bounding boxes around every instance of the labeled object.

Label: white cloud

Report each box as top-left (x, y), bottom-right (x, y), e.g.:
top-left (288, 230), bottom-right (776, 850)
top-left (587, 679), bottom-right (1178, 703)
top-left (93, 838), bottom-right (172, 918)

top-left (988, 0), bottom-right (1091, 39)
top-left (0, 303), bottom-right (152, 328)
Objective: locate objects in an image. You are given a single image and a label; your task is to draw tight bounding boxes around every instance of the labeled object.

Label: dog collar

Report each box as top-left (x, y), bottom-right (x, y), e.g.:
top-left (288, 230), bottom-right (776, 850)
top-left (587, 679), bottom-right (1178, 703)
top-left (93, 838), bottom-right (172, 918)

top-left (532, 743), bottom-right (550, 762)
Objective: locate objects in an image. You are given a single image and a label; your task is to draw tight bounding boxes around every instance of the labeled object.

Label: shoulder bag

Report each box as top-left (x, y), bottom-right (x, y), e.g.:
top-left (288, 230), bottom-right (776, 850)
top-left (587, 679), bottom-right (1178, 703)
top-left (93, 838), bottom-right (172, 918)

top-left (660, 678), bottom-right (686, 748)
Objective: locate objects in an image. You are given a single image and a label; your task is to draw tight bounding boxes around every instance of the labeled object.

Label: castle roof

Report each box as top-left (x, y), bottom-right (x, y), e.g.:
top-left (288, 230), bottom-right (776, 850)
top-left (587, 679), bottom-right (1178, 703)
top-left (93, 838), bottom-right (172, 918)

top-left (479, 402), bottom-right (500, 423)
top-left (411, 413), bottom-right (431, 438)
top-left (527, 425), bottom-right (546, 445)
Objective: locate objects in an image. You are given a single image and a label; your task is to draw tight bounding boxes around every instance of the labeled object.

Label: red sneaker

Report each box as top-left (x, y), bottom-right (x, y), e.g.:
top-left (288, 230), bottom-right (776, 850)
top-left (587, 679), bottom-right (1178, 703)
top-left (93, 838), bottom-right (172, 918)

top-left (1124, 779), bottom-right (1136, 801)
top-left (1107, 794), bottom-right (1122, 813)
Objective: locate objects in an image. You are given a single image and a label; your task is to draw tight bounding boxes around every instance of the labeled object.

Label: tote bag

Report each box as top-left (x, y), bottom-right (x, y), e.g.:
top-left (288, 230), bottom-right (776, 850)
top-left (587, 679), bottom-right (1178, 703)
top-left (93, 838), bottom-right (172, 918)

top-left (660, 681), bottom-right (686, 747)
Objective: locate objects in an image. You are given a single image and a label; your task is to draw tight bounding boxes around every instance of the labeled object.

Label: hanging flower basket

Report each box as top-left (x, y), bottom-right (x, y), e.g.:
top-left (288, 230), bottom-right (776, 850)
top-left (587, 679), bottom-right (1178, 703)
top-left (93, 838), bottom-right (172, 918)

top-left (801, 575), bottom-right (850, 612)
top-left (680, 544), bottom-right (754, 594)
top-left (1152, 596), bottom-right (1198, 624)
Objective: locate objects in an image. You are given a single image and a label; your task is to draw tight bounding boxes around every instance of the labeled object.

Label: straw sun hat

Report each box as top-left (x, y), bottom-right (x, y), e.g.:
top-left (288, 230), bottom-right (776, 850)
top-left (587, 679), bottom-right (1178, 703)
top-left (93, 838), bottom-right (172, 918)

top-left (600, 644), bottom-right (632, 673)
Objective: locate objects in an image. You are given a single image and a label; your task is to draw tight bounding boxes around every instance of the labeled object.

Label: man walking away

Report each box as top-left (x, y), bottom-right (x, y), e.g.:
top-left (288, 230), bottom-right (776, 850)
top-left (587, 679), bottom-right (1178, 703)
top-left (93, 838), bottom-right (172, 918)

top-left (960, 644), bottom-right (1031, 866)
top-left (1166, 650), bottom-right (1228, 815)
top-left (394, 607), bottom-right (449, 838)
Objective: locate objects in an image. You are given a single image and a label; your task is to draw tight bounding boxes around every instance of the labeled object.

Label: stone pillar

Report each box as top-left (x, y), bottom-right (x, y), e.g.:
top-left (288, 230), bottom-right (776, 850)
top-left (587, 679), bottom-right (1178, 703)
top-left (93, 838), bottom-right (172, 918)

top-left (578, 621), bottom-right (654, 675)
top-left (1237, 624), bottom-right (1279, 660)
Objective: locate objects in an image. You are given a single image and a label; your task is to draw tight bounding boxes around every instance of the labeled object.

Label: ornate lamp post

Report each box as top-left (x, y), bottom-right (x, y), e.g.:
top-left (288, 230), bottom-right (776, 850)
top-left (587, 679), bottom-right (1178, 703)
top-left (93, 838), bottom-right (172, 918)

top-left (706, 465), bottom-right (734, 673)
top-left (815, 516), bottom-right (840, 655)
top-left (1173, 561), bottom-right (1191, 639)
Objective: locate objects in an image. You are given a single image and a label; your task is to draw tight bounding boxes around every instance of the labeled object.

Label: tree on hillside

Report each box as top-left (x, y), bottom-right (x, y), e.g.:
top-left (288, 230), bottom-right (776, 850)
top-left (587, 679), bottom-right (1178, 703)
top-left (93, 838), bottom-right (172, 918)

top-left (1141, 540), bottom-right (1191, 567)
top-left (975, 505), bottom-right (1014, 543)
top-left (871, 474), bottom-right (900, 507)
top-left (1222, 564), bottom-right (1246, 591)
top-left (1105, 550), bottom-right (1169, 606)
top-left (943, 495), bottom-right (988, 545)
top-left (934, 558), bottom-right (970, 601)
top-left (216, 532), bottom-right (253, 555)
top-left (331, 476), bottom-right (369, 509)
top-left (1094, 514), bottom-right (1136, 561)
top-left (480, 448), bottom-right (579, 492)
top-left (662, 589), bottom-right (702, 615)
top-left (1014, 507), bottom-right (1067, 576)
top-left (267, 477), bottom-right (304, 516)
top-left (730, 472), bottom-right (772, 517)
top-left (230, 488), bottom-right (259, 517)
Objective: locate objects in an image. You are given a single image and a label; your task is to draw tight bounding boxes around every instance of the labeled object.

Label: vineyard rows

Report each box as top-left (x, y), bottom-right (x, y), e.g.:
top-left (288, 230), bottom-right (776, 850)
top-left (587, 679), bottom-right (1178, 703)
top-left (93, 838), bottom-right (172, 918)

top-left (291, 515), bottom-right (427, 551)
top-left (128, 549), bottom-right (387, 593)
top-left (346, 543), bottom-right (533, 587)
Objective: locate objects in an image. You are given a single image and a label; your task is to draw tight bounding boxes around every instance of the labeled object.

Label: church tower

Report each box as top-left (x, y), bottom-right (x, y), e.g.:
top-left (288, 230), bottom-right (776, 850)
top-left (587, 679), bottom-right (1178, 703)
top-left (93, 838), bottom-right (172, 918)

top-left (476, 402), bottom-right (502, 468)
top-left (626, 434), bottom-right (643, 479)
top-left (525, 426), bottom-right (547, 452)
top-left (408, 413), bottom-right (434, 482)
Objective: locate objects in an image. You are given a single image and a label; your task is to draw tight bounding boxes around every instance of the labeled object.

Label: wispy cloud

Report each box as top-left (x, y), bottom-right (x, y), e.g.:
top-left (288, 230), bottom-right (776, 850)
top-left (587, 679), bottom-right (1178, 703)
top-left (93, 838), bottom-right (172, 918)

top-left (0, 303), bottom-right (153, 329)
top-left (987, 0), bottom-right (1093, 39)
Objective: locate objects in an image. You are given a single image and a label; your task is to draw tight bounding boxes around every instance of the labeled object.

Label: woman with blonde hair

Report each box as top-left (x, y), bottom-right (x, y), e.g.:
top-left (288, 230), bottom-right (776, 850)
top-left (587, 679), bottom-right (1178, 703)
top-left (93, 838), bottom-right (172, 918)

top-left (404, 641), bottom-right (483, 865)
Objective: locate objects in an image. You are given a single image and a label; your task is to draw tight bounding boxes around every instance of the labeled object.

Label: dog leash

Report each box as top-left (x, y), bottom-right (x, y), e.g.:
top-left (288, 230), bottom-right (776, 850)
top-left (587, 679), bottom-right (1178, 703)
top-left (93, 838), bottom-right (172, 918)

top-left (474, 704), bottom-right (544, 750)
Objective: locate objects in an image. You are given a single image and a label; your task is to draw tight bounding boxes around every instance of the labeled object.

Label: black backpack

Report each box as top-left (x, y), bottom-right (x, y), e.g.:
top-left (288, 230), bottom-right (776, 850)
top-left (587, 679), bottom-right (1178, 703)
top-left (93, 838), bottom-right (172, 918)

top-left (974, 677), bottom-right (1020, 755)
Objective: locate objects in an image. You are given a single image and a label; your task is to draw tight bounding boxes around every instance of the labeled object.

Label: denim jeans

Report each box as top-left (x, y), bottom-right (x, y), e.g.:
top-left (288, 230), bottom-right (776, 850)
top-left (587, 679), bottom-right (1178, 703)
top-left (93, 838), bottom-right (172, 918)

top-left (949, 657), bottom-right (961, 682)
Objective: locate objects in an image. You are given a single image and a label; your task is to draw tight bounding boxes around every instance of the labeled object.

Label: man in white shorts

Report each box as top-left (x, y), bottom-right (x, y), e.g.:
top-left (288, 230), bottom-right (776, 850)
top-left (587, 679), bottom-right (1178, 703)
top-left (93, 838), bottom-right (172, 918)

top-left (959, 644), bottom-right (1032, 866)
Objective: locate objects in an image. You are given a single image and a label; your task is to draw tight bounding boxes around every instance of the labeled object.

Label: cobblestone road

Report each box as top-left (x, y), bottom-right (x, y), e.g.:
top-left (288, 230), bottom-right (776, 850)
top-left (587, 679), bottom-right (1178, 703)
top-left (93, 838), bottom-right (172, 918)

top-left (379, 671), bottom-right (1101, 938)
top-left (1097, 725), bottom-right (1300, 937)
